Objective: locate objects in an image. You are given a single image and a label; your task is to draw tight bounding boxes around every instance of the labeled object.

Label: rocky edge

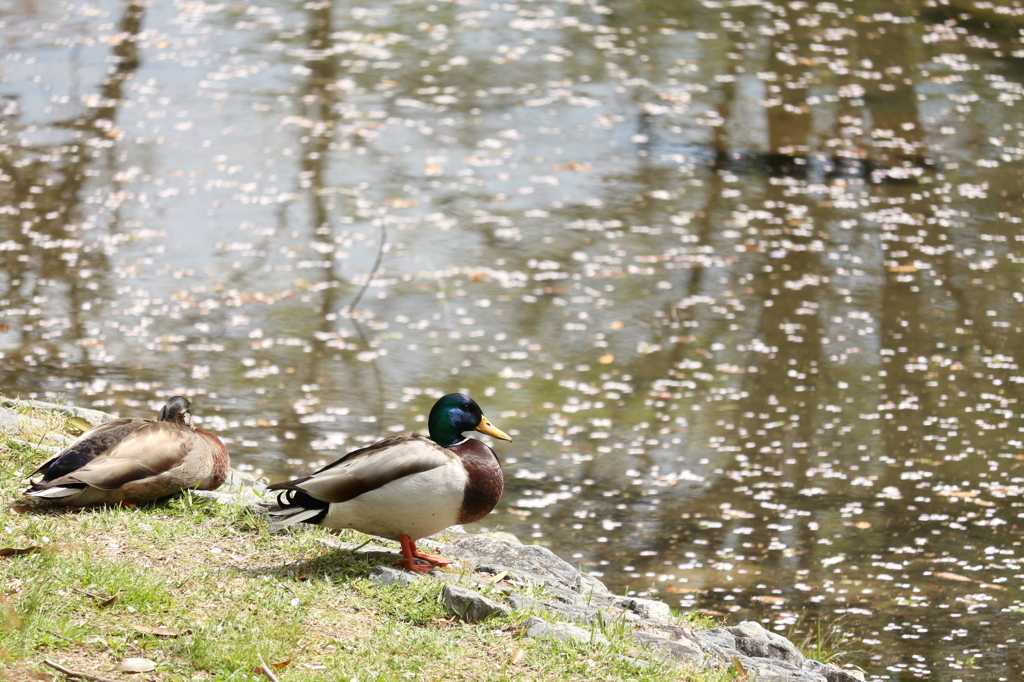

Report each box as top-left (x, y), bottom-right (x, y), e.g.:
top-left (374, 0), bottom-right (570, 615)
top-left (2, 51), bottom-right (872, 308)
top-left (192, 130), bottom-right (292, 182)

top-left (4, 399), bottom-right (865, 682)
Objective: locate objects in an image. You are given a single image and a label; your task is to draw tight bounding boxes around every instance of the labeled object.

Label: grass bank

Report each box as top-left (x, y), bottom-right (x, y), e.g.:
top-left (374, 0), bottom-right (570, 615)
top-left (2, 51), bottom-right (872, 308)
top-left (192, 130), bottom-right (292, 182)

top-left (0, 401), bottom-right (742, 682)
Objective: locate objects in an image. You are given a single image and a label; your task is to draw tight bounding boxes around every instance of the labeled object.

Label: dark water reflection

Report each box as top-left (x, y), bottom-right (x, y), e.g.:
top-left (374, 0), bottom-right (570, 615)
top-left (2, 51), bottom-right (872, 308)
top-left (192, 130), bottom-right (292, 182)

top-left (3, 0), bottom-right (1024, 678)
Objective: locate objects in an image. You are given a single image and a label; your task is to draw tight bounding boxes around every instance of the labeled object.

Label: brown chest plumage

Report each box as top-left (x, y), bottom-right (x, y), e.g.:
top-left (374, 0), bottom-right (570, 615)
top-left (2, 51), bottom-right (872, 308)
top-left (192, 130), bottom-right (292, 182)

top-left (450, 439), bottom-right (504, 524)
top-left (195, 427), bottom-right (231, 490)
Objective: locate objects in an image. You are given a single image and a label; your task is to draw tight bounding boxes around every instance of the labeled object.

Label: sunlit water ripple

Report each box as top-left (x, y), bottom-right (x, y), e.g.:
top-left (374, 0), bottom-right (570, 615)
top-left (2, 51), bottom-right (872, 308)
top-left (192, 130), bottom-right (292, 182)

top-left (3, 1), bottom-right (1024, 679)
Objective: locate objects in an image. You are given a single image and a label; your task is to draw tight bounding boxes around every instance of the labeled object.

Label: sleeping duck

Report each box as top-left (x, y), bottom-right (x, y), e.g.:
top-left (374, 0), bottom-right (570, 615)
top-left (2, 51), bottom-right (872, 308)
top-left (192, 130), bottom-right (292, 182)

top-left (268, 393), bottom-right (511, 572)
top-left (23, 396), bottom-right (230, 506)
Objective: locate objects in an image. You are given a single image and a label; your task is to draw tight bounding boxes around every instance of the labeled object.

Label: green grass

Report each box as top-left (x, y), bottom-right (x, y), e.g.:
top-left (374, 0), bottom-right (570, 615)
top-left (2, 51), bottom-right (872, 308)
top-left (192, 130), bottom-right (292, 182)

top-left (0, 400), bottom-right (738, 681)
top-left (786, 614), bottom-right (855, 665)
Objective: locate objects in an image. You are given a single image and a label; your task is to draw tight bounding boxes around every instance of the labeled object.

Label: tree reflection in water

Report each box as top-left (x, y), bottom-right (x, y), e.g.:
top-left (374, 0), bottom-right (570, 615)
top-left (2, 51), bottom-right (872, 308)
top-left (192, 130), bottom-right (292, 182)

top-left (2, 1), bottom-right (1024, 679)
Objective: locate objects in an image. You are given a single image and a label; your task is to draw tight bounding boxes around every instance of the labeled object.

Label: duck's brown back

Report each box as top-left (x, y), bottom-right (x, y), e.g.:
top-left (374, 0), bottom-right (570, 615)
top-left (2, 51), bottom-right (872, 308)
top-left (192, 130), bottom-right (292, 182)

top-left (33, 418), bottom-right (151, 481)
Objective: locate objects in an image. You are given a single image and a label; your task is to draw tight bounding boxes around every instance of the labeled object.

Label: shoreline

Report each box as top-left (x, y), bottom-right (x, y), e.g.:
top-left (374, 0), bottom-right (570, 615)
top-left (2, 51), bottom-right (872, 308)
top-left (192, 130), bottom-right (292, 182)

top-left (1, 398), bottom-right (864, 681)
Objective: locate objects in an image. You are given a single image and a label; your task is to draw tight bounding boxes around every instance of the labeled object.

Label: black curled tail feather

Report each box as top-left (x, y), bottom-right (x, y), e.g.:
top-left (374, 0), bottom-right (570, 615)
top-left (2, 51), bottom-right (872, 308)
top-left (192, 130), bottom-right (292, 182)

top-left (270, 488), bottom-right (330, 525)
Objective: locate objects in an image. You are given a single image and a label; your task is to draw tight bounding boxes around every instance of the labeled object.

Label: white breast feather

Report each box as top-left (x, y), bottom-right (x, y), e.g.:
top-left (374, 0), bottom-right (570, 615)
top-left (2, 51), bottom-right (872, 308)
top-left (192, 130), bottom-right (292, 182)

top-left (322, 458), bottom-right (469, 540)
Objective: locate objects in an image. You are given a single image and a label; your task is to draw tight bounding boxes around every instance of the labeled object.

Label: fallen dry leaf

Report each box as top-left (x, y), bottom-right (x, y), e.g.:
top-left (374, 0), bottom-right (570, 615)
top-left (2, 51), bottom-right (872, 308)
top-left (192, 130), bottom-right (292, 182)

top-left (484, 570), bottom-right (509, 584)
top-left (66, 417), bottom-right (94, 434)
top-left (10, 505), bottom-right (31, 515)
top-left (552, 161), bottom-right (592, 171)
top-left (842, 521), bottom-right (872, 530)
top-left (133, 625), bottom-right (188, 637)
top-left (0, 547), bottom-right (42, 558)
top-left (933, 572), bottom-right (974, 583)
top-left (665, 585), bottom-right (705, 594)
top-left (510, 647), bottom-right (525, 665)
top-left (252, 658), bottom-right (293, 673)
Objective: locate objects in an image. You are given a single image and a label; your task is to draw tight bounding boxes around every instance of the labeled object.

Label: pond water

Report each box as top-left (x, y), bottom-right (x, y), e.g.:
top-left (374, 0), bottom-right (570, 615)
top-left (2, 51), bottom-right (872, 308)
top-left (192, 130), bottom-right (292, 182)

top-left (3, 0), bottom-right (1024, 678)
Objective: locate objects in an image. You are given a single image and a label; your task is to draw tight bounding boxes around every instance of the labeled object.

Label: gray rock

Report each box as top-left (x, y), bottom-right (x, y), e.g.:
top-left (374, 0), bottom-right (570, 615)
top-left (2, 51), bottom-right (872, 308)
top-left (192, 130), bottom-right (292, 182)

top-left (731, 656), bottom-right (825, 682)
top-left (442, 584), bottom-right (510, 623)
top-left (314, 537), bottom-right (404, 566)
top-left (522, 616), bottom-right (609, 646)
top-left (436, 571), bottom-right (515, 598)
top-left (0, 409), bottom-right (20, 434)
top-left (0, 411), bottom-right (48, 435)
top-left (221, 469), bottom-right (268, 492)
top-left (475, 564), bottom-right (586, 604)
top-left (191, 468), bottom-right (269, 509)
top-left (1, 398), bottom-right (115, 427)
top-left (369, 565), bottom-right (420, 586)
top-left (442, 534), bottom-right (610, 596)
top-left (632, 622), bottom-right (707, 660)
top-left (803, 659), bottom-right (866, 682)
top-left (506, 593), bottom-right (603, 624)
top-left (633, 631), bottom-right (704, 661)
top-left (694, 627), bottom-right (737, 653)
top-left (478, 531), bottom-right (522, 544)
top-left (627, 596), bottom-right (673, 622)
top-left (694, 620), bottom-right (857, 682)
top-left (727, 621), bottom-right (805, 666)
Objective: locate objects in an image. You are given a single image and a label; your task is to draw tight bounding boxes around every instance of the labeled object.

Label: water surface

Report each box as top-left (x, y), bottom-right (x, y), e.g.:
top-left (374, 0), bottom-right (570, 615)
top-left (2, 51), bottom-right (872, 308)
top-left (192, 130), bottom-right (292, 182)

top-left (3, 1), bottom-right (1024, 679)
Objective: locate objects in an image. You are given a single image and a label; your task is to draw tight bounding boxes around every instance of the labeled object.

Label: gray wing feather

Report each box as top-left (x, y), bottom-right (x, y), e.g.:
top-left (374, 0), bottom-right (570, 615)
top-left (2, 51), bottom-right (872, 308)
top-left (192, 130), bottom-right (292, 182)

top-left (279, 434), bottom-right (454, 504)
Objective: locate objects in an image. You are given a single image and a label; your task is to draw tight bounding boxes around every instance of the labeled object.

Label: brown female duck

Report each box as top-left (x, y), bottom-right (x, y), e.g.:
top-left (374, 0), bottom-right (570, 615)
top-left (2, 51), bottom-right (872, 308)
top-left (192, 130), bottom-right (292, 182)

top-left (268, 393), bottom-right (511, 572)
top-left (23, 396), bottom-right (230, 506)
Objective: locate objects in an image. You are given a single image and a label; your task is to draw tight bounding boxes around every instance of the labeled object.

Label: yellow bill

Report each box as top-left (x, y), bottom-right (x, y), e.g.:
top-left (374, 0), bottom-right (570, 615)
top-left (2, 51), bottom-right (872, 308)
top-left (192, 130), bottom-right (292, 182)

top-left (475, 416), bottom-right (512, 442)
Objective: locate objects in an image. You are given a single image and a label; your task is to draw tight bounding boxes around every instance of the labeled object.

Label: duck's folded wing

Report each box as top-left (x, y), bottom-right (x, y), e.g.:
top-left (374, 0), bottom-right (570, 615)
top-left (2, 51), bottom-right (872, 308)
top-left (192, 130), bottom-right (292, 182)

top-left (30, 418), bottom-right (146, 479)
top-left (42, 423), bottom-right (192, 491)
top-left (270, 434), bottom-right (454, 504)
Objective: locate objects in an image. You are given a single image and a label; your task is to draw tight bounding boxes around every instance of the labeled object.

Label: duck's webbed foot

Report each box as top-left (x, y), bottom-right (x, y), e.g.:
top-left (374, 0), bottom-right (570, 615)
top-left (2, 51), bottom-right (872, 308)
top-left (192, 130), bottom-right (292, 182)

top-left (397, 534), bottom-right (452, 572)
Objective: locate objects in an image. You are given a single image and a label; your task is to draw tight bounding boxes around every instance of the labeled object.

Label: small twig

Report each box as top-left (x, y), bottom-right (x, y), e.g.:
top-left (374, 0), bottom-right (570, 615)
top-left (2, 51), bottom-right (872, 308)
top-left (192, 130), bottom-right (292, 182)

top-left (348, 538), bottom-right (373, 554)
top-left (70, 587), bottom-right (101, 600)
top-left (256, 654), bottom-right (282, 682)
top-left (334, 188), bottom-right (389, 432)
top-left (41, 628), bottom-right (73, 641)
top-left (42, 659), bottom-right (120, 682)
top-left (70, 587), bottom-right (116, 605)
top-left (334, 188), bottom-right (387, 318)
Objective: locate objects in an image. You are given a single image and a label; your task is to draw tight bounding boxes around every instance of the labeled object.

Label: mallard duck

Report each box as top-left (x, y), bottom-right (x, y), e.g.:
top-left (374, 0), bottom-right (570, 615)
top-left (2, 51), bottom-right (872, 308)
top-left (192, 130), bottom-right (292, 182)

top-left (22, 396), bottom-right (230, 506)
top-left (267, 393), bottom-right (511, 572)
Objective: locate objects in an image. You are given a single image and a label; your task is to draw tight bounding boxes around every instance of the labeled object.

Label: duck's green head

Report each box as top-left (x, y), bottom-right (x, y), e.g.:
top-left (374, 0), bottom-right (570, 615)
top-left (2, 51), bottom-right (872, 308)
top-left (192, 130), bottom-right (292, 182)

top-left (158, 396), bottom-right (193, 426)
top-left (427, 393), bottom-right (512, 448)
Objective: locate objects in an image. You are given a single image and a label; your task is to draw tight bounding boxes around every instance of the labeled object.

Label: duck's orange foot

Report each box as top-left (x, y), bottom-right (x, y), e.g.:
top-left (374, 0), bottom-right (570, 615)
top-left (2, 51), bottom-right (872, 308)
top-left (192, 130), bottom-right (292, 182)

top-left (397, 534), bottom-right (452, 572)
top-left (412, 550), bottom-right (452, 566)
